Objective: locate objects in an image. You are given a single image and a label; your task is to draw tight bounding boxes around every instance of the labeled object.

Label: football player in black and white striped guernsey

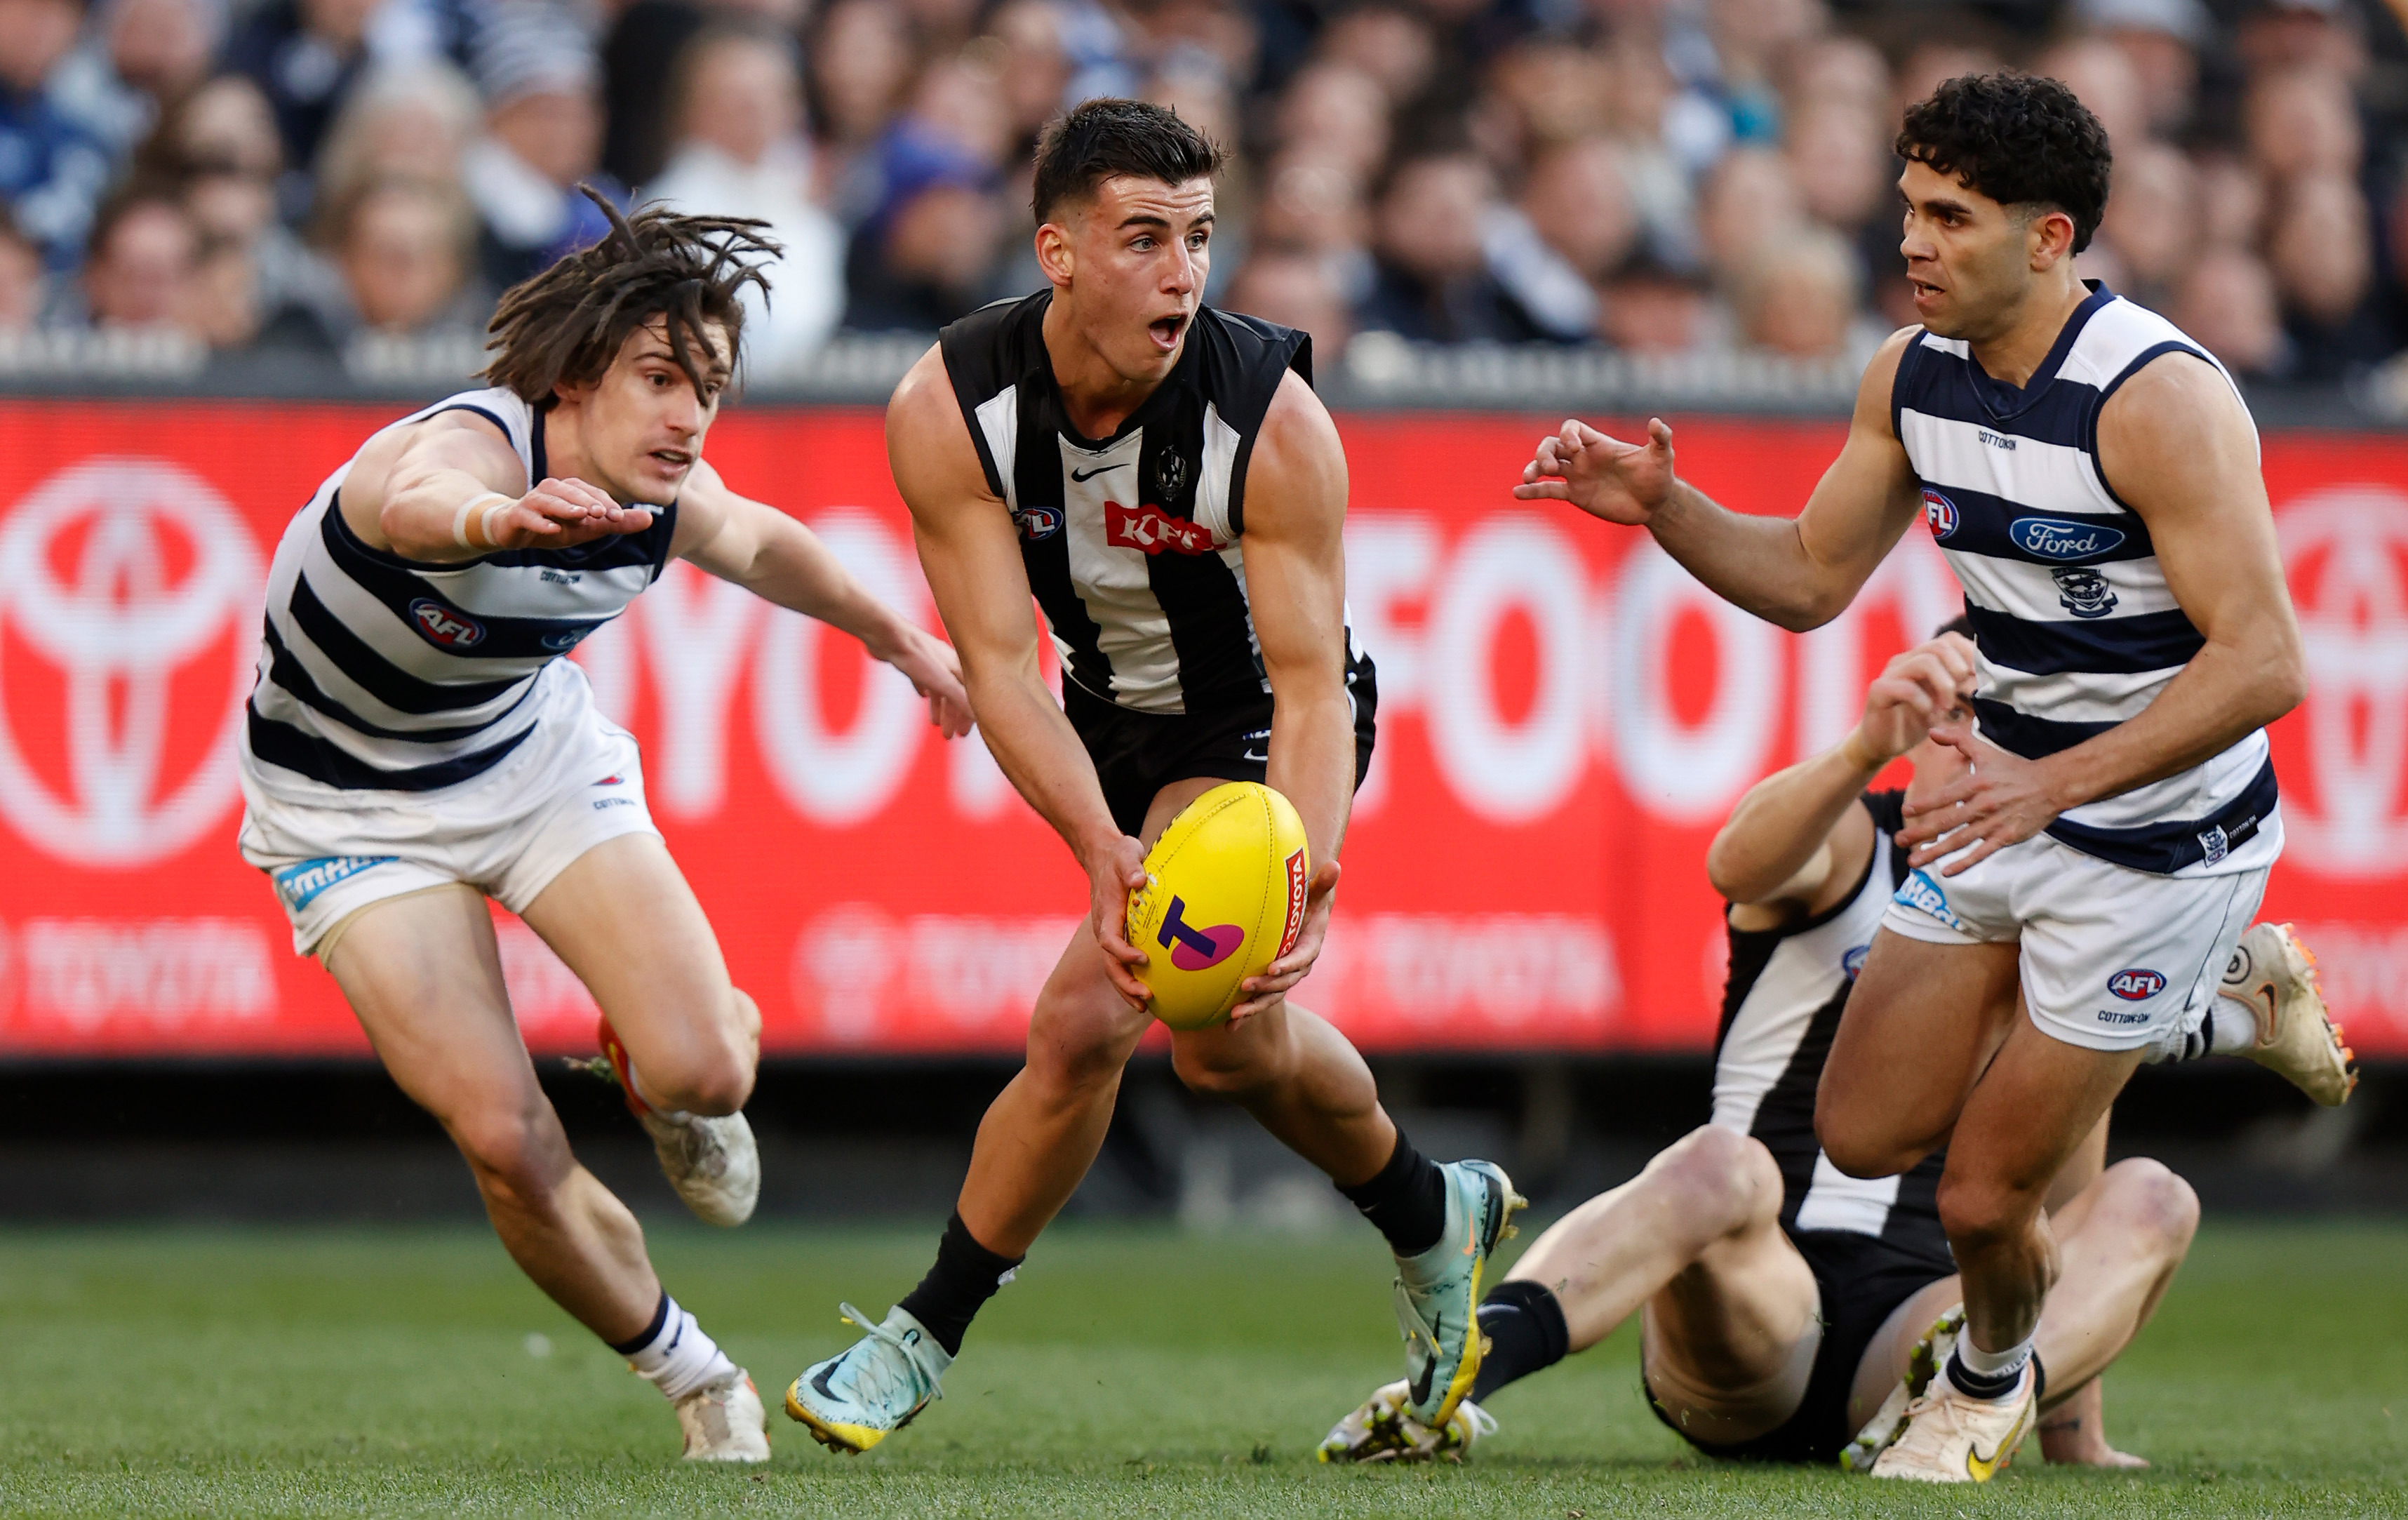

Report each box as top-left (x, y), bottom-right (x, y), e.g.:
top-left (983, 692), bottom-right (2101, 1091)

top-left (1320, 627), bottom-right (2348, 1469)
top-left (1518, 75), bottom-right (2314, 1480)
top-left (234, 201), bottom-right (971, 1461)
top-left (783, 101), bottom-right (1517, 1455)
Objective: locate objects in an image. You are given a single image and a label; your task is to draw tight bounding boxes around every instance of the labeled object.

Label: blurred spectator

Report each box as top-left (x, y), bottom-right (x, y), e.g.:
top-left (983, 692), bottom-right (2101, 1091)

top-left (646, 22), bottom-right (843, 373)
top-left (48, 0), bottom-right (220, 157)
top-left (2246, 65), bottom-right (2361, 182)
top-left (1274, 62), bottom-right (1389, 180)
top-left (809, 0), bottom-right (916, 161)
top-left (1603, 253), bottom-right (1711, 356)
top-left (81, 187), bottom-right (199, 331)
top-left (1, 0), bottom-right (116, 270)
top-left (1222, 248), bottom-right (1349, 353)
top-left (2075, 0), bottom-right (2208, 138)
top-left (187, 234), bottom-right (260, 347)
top-left (2269, 174), bottom-right (2380, 380)
top-left (131, 72), bottom-right (320, 330)
top-left (2035, 37), bottom-right (2148, 150)
top-left (464, 4), bottom-right (620, 291)
top-left (1732, 225), bottom-right (1868, 361)
top-left (333, 176), bottom-right (478, 336)
top-left (1250, 152), bottom-right (1373, 304)
top-left (1784, 34), bottom-right (1888, 119)
top-left (310, 62), bottom-right (481, 234)
top-left (0, 208), bottom-right (44, 331)
top-left (1785, 102), bottom-right (1889, 234)
top-left (842, 55), bottom-right (1015, 333)
top-left (1318, 3), bottom-right (1436, 105)
top-left (1522, 138), bottom-right (1638, 287)
top-left (601, 0), bottom-right (707, 191)
top-left (2172, 247), bottom-right (2287, 378)
top-left (2097, 140), bottom-right (2198, 313)
top-left (1695, 146), bottom-right (1805, 286)
top-left (985, 0), bottom-right (1076, 156)
top-left (2195, 152), bottom-right (2264, 249)
top-left (222, 0), bottom-right (392, 192)
top-left (1355, 150), bottom-right (1544, 344)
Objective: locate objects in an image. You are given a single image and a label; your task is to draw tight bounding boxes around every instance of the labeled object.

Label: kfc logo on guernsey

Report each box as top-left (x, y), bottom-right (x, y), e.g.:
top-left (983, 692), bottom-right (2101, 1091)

top-left (1922, 488), bottom-right (1959, 540)
top-left (1106, 501), bottom-right (1221, 556)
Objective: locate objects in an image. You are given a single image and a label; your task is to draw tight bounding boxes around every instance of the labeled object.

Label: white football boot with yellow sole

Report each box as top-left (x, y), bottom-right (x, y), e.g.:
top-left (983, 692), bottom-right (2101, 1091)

top-left (674, 1370), bottom-right (771, 1462)
top-left (1318, 1380), bottom-right (1495, 1464)
top-left (1868, 1359), bottom-right (2037, 1483)
top-left (2221, 923), bottom-right (2355, 1107)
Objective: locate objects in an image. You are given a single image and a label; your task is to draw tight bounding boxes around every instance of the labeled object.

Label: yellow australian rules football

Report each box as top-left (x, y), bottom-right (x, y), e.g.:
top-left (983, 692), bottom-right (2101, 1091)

top-left (1124, 781), bottom-right (1311, 1030)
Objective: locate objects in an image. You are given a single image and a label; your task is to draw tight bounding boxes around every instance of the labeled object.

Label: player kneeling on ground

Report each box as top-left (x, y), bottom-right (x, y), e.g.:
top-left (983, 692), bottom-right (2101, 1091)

top-left (235, 197), bottom-right (970, 1460)
top-left (1322, 627), bottom-right (2352, 1471)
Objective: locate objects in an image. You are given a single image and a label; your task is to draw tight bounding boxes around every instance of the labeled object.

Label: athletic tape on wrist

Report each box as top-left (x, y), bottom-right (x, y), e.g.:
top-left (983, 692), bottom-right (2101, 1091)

top-left (455, 493), bottom-right (511, 549)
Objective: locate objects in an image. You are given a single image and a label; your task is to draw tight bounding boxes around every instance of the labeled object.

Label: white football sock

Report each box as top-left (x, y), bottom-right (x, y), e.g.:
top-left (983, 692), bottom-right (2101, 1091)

top-left (2209, 999), bottom-right (2260, 1053)
top-left (1948, 1329), bottom-right (2035, 1401)
top-left (615, 1294), bottom-right (738, 1401)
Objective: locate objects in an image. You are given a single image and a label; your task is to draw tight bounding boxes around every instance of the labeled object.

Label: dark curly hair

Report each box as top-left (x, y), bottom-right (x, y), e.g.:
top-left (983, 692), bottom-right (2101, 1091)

top-left (1896, 74), bottom-right (2112, 254)
top-left (1032, 98), bottom-right (1227, 224)
top-left (483, 187), bottom-right (779, 404)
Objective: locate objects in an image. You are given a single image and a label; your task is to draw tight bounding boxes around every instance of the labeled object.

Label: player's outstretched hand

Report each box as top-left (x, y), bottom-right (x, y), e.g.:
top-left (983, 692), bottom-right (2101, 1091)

top-left (885, 625), bottom-right (975, 738)
top-left (488, 476), bottom-right (654, 549)
top-left (1089, 834), bottom-right (1153, 1008)
top-left (1855, 631), bottom-right (1978, 764)
top-left (1898, 721), bottom-right (2066, 874)
top-left (1230, 860), bottom-right (1340, 1024)
top-left (1513, 418), bottom-right (1676, 525)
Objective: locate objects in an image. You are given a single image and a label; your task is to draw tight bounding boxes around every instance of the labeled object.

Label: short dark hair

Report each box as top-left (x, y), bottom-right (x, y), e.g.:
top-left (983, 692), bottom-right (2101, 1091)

top-left (1896, 73), bottom-right (2111, 254)
top-left (483, 187), bottom-right (777, 404)
top-left (1031, 98), bottom-right (1226, 225)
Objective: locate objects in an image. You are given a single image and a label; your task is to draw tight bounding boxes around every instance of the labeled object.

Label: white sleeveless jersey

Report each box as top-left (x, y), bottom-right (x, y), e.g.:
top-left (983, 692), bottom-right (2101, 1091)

top-left (1892, 284), bottom-right (2279, 877)
top-left (241, 387), bottom-right (678, 801)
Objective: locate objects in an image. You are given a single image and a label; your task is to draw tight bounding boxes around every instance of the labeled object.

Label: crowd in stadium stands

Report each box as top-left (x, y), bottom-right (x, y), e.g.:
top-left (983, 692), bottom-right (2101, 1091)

top-left (0, 0), bottom-right (2402, 385)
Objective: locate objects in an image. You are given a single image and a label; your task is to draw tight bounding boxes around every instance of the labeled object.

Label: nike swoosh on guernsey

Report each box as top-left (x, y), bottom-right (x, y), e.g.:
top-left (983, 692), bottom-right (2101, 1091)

top-left (1070, 463), bottom-right (1127, 481)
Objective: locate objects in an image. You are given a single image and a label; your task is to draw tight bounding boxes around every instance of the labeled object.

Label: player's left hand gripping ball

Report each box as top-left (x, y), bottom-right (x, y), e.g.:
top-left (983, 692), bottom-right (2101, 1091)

top-left (1124, 782), bottom-right (1310, 1029)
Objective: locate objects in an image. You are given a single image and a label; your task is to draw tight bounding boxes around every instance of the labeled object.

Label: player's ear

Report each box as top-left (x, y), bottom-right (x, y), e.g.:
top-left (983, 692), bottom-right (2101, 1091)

top-left (2030, 208), bottom-right (2078, 271)
top-left (1036, 219), bottom-right (1076, 288)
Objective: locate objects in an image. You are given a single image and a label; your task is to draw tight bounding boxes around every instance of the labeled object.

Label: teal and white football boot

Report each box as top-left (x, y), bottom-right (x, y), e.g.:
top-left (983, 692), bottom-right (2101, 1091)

top-left (783, 1303), bottom-right (951, 1453)
top-left (1394, 1159), bottom-right (1524, 1425)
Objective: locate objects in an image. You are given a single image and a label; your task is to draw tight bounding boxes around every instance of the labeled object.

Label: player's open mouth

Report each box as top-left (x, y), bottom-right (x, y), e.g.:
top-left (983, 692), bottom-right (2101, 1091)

top-left (1149, 314), bottom-right (1188, 349)
top-left (650, 448), bottom-right (693, 469)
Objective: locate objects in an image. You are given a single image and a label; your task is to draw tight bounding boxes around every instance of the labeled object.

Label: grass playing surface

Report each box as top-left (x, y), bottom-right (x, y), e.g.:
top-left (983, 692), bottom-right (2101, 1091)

top-left (1, 1218), bottom-right (2402, 1516)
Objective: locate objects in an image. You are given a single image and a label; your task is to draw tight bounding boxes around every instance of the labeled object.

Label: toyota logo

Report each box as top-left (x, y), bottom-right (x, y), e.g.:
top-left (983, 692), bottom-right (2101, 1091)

top-left (0, 459), bottom-right (262, 865)
top-left (2278, 485), bottom-right (2408, 879)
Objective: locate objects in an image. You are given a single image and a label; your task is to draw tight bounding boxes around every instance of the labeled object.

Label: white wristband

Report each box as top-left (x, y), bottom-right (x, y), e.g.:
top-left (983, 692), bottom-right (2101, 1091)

top-left (454, 493), bottom-right (511, 549)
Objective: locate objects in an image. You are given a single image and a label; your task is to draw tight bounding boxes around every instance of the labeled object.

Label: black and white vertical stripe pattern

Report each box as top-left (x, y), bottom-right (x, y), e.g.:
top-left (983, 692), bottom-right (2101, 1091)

top-left (1894, 285), bottom-right (2278, 876)
top-left (1713, 792), bottom-right (1950, 1255)
top-left (942, 293), bottom-right (1373, 718)
top-left (243, 387), bottom-right (676, 792)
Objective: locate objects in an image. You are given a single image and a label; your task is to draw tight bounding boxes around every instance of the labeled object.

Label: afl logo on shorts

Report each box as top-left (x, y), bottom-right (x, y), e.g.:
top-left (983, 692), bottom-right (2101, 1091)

top-left (1922, 488), bottom-right (1959, 540)
top-left (2107, 968), bottom-right (2167, 1001)
top-left (408, 597), bottom-right (485, 648)
top-left (1014, 505), bottom-right (1062, 542)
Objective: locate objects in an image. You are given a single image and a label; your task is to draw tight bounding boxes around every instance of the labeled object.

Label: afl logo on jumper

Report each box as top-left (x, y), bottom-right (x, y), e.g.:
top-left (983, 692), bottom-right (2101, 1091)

top-left (2012, 516), bottom-right (2127, 561)
top-left (1922, 488), bottom-right (1959, 540)
top-left (1012, 505), bottom-right (1062, 542)
top-left (408, 597), bottom-right (485, 648)
top-left (2108, 968), bottom-right (2167, 1001)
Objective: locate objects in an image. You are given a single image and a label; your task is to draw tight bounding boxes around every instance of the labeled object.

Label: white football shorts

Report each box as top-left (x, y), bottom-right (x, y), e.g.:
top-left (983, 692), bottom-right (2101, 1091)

top-left (1880, 829), bottom-right (2268, 1053)
top-left (238, 719), bottom-right (660, 959)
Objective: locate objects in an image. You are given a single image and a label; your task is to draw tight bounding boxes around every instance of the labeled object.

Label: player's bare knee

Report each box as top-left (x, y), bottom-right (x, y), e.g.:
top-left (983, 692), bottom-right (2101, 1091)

top-left (1650, 1126), bottom-right (1777, 1239)
top-left (2104, 1158), bottom-right (2200, 1258)
top-left (636, 1031), bottom-right (754, 1116)
top-left (449, 1098), bottom-right (572, 1208)
top-left (1170, 1034), bottom-right (1278, 1102)
top-left (1936, 1169), bottom-right (2040, 1258)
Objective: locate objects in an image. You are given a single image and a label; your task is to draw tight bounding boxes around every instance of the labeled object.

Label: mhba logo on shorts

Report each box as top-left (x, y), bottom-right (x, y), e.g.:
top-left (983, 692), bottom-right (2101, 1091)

top-left (2107, 968), bottom-right (2168, 1001)
top-left (1921, 488), bottom-right (1959, 540)
top-left (0, 459), bottom-right (263, 865)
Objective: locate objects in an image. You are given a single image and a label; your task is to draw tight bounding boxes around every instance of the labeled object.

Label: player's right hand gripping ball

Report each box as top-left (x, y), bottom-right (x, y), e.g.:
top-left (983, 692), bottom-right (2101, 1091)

top-left (1125, 782), bottom-right (1311, 1029)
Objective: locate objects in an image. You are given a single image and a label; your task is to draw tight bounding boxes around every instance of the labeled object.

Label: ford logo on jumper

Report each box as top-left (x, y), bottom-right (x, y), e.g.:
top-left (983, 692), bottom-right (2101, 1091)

top-left (2011, 516), bottom-right (2126, 561)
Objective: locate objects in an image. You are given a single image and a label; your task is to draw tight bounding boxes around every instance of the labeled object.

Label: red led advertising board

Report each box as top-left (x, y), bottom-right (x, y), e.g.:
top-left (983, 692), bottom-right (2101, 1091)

top-left (0, 399), bottom-right (2400, 1058)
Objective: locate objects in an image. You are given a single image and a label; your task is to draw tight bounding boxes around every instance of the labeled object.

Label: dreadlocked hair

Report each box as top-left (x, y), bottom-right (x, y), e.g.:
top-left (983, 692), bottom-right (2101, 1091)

top-left (482, 186), bottom-right (781, 404)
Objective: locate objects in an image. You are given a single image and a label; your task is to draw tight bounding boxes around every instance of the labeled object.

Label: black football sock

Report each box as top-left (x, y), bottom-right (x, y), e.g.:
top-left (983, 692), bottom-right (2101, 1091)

top-left (895, 1212), bottom-right (1023, 1357)
top-left (1335, 1131), bottom-right (1448, 1258)
top-left (1944, 1343), bottom-right (2029, 1401)
top-left (1469, 1279), bottom-right (1570, 1403)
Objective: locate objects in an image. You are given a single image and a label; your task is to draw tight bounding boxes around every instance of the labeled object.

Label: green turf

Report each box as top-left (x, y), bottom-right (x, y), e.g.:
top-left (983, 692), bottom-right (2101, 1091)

top-left (0, 1217), bottom-right (2401, 1516)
